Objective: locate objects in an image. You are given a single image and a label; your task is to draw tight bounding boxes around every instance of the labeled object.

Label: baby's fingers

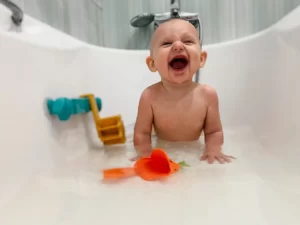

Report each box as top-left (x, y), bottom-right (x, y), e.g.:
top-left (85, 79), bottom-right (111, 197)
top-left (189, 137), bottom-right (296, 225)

top-left (223, 154), bottom-right (236, 161)
top-left (216, 156), bottom-right (226, 164)
top-left (200, 153), bottom-right (208, 161)
top-left (200, 154), bottom-right (216, 164)
top-left (207, 155), bottom-right (215, 164)
top-left (130, 155), bottom-right (141, 161)
top-left (130, 151), bottom-right (151, 161)
top-left (223, 156), bottom-right (231, 163)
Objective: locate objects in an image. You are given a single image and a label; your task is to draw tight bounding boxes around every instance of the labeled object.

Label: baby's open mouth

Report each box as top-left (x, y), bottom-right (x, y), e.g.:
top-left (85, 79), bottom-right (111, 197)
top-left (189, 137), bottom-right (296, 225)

top-left (169, 55), bottom-right (189, 71)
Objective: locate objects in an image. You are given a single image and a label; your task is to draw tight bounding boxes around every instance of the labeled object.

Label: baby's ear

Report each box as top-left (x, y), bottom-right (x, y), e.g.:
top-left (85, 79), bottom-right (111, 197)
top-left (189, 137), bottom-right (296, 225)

top-left (199, 51), bottom-right (207, 68)
top-left (146, 56), bottom-right (157, 72)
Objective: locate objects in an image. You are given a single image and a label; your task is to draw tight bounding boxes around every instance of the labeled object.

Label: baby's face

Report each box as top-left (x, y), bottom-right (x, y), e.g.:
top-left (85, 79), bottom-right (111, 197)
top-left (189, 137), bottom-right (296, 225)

top-left (146, 19), bottom-right (207, 84)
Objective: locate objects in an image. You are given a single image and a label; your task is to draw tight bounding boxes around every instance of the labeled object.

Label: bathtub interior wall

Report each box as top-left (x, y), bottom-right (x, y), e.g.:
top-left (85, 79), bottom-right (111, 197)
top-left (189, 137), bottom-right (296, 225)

top-left (1, 3), bottom-right (300, 208)
top-left (0, 16), bottom-right (161, 205)
top-left (265, 24), bottom-right (300, 166)
top-left (0, 36), bottom-right (88, 206)
top-left (201, 29), bottom-right (280, 131)
top-left (203, 27), bottom-right (300, 173)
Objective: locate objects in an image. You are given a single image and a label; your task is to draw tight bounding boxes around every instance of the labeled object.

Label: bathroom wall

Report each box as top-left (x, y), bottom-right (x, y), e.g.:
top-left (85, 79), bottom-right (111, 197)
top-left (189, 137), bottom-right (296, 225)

top-left (11, 0), bottom-right (105, 46)
top-left (104, 0), bottom-right (300, 49)
top-left (8, 0), bottom-right (300, 49)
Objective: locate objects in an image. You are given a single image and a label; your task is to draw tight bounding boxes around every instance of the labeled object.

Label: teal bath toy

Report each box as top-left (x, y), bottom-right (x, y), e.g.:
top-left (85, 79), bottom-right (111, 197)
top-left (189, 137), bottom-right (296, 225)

top-left (47, 97), bottom-right (102, 121)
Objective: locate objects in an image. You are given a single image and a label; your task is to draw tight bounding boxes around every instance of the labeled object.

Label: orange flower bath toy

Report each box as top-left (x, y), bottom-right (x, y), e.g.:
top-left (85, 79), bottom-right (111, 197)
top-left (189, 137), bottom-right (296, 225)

top-left (103, 148), bottom-right (190, 181)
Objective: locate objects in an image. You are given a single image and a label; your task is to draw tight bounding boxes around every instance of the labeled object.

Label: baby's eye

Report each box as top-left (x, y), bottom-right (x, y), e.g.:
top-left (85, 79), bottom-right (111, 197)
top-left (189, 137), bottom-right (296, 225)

top-left (184, 40), bottom-right (194, 44)
top-left (162, 42), bottom-right (172, 46)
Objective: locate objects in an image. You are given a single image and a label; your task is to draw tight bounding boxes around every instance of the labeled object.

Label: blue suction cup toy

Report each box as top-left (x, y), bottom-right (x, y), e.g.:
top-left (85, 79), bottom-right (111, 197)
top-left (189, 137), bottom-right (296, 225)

top-left (47, 97), bottom-right (102, 121)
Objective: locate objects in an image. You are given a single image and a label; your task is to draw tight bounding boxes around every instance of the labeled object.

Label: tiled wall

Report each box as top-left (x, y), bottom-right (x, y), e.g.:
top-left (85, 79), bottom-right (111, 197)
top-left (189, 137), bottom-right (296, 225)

top-left (8, 0), bottom-right (300, 49)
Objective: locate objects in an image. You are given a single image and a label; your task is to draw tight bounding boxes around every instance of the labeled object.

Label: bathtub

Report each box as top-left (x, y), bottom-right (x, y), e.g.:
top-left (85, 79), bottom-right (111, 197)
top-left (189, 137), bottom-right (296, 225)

top-left (0, 3), bottom-right (300, 225)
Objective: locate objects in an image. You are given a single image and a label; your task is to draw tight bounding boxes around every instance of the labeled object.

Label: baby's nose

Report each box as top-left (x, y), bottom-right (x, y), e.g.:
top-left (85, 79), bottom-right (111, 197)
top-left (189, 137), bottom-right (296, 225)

top-left (172, 41), bottom-right (184, 51)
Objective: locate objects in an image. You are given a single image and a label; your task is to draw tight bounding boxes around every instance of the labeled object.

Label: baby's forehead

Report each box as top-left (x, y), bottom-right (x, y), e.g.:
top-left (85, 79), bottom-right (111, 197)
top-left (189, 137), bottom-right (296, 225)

top-left (150, 19), bottom-right (198, 46)
top-left (158, 19), bottom-right (195, 32)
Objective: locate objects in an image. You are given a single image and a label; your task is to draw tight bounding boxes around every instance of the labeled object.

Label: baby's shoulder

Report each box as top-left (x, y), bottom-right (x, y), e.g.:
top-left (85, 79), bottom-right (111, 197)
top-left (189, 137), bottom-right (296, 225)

top-left (196, 84), bottom-right (219, 101)
top-left (139, 82), bottom-right (161, 101)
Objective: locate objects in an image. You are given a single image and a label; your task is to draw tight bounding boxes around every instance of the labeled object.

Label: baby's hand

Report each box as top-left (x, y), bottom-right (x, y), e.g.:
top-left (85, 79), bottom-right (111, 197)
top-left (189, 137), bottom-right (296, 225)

top-left (200, 149), bottom-right (235, 164)
top-left (130, 151), bottom-right (152, 161)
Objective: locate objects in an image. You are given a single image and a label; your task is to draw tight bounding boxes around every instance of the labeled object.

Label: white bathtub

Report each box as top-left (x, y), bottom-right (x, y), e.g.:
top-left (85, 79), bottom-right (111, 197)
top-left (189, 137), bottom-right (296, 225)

top-left (0, 3), bottom-right (300, 225)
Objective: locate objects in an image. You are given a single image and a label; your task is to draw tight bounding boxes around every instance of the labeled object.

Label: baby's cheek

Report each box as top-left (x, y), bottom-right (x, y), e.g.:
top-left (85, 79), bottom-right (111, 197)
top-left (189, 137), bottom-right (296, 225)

top-left (190, 54), bottom-right (202, 68)
top-left (155, 58), bottom-right (168, 72)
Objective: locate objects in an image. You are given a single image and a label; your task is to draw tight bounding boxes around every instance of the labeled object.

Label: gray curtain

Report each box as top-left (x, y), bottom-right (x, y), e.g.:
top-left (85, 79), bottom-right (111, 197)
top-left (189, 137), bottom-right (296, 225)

top-left (9, 0), bottom-right (300, 49)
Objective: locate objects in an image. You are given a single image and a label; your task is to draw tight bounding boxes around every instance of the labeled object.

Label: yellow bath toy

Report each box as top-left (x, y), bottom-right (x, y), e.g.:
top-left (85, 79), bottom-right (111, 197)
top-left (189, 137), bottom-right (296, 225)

top-left (80, 94), bottom-right (126, 145)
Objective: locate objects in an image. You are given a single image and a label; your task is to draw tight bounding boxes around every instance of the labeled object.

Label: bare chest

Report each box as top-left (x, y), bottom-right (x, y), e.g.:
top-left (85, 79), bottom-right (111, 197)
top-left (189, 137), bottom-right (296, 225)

top-left (152, 95), bottom-right (207, 135)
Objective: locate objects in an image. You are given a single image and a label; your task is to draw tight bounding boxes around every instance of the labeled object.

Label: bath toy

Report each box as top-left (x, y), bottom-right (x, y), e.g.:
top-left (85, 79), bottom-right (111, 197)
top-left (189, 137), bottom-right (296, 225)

top-left (47, 97), bottom-right (102, 121)
top-left (80, 93), bottom-right (126, 145)
top-left (103, 148), bottom-right (190, 181)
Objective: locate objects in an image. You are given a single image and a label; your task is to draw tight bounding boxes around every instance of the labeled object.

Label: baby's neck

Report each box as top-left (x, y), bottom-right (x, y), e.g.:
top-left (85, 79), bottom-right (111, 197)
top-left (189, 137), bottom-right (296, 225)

top-left (160, 80), bottom-right (197, 95)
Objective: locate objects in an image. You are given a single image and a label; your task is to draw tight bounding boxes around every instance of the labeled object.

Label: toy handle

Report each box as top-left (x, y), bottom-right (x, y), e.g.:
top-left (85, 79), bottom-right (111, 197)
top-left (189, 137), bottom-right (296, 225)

top-left (103, 167), bottom-right (136, 180)
top-left (47, 97), bottom-right (102, 121)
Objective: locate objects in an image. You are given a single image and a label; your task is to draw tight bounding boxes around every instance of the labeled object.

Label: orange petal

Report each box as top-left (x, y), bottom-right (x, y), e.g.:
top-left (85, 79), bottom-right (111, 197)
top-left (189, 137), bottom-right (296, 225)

top-left (151, 148), bottom-right (169, 160)
top-left (134, 158), bottom-right (170, 181)
top-left (150, 148), bottom-right (172, 173)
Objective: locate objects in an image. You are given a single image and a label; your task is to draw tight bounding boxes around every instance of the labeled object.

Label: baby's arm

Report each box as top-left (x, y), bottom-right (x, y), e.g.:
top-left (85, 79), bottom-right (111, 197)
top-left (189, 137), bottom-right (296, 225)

top-left (203, 87), bottom-right (224, 151)
top-left (201, 86), bottom-right (234, 163)
top-left (133, 89), bottom-right (153, 159)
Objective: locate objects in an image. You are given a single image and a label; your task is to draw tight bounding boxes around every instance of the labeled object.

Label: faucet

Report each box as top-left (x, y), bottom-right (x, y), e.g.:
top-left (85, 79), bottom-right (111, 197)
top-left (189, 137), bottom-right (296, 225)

top-left (0, 0), bottom-right (23, 26)
top-left (170, 0), bottom-right (180, 18)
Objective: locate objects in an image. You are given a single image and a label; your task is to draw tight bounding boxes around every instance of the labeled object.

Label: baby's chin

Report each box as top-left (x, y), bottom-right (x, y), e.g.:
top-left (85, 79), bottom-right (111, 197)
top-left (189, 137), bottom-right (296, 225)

top-left (170, 70), bottom-right (194, 81)
top-left (171, 78), bottom-right (194, 85)
top-left (163, 74), bottom-right (194, 85)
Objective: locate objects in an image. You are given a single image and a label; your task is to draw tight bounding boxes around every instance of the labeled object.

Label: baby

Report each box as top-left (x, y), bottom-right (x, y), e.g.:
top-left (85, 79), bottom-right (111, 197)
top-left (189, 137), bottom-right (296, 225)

top-left (132, 18), bottom-right (234, 164)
